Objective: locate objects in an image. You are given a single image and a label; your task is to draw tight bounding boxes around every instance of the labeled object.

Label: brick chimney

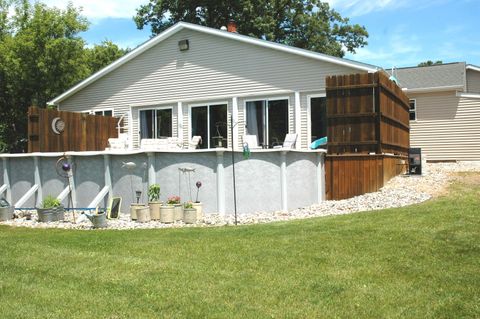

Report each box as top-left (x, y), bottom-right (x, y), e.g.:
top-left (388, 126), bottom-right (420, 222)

top-left (227, 20), bottom-right (237, 33)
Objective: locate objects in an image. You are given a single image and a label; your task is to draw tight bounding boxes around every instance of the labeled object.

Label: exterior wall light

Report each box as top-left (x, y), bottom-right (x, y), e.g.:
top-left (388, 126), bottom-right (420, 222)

top-left (178, 39), bottom-right (189, 51)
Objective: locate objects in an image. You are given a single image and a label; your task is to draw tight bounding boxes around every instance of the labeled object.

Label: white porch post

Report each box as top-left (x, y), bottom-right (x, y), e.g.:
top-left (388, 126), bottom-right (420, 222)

top-left (316, 152), bottom-right (326, 202)
top-left (280, 151), bottom-right (288, 211)
top-left (147, 152), bottom-right (156, 186)
top-left (67, 155), bottom-right (77, 208)
top-left (2, 157), bottom-right (11, 203)
top-left (216, 150), bottom-right (225, 215)
top-left (294, 91), bottom-right (302, 149)
top-left (103, 154), bottom-right (112, 202)
top-left (177, 102), bottom-right (183, 142)
top-left (232, 97), bottom-right (239, 150)
top-left (33, 156), bottom-right (42, 207)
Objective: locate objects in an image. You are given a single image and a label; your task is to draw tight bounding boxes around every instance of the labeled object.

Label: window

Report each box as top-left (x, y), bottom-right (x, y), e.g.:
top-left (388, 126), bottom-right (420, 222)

top-left (310, 97), bottom-right (327, 142)
top-left (92, 109), bottom-right (113, 116)
top-left (139, 108), bottom-right (173, 139)
top-left (246, 98), bottom-right (288, 148)
top-left (191, 103), bottom-right (228, 149)
top-left (409, 99), bottom-right (416, 121)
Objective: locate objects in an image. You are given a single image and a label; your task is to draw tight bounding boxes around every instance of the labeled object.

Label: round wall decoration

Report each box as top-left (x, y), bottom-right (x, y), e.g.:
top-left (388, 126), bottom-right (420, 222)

top-left (51, 117), bottom-right (65, 134)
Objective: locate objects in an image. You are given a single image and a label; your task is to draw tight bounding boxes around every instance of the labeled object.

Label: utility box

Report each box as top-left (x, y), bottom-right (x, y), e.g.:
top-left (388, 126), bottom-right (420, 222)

top-left (409, 148), bottom-right (422, 175)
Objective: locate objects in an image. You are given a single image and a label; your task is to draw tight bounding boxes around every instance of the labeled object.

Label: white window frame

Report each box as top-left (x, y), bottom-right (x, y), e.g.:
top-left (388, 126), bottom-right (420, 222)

top-left (88, 108), bottom-right (115, 116)
top-left (243, 96), bottom-right (290, 147)
top-left (188, 101), bottom-right (229, 149)
top-left (307, 93), bottom-right (327, 145)
top-left (409, 99), bottom-right (416, 121)
top-left (137, 105), bottom-right (174, 143)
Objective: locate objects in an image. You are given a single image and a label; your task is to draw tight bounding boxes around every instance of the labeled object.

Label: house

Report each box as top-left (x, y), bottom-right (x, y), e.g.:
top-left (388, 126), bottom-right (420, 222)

top-left (387, 62), bottom-right (480, 161)
top-left (48, 22), bottom-right (379, 150)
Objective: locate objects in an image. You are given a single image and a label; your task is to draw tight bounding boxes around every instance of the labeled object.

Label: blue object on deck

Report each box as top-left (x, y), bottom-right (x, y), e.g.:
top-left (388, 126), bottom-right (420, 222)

top-left (310, 136), bottom-right (328, 149)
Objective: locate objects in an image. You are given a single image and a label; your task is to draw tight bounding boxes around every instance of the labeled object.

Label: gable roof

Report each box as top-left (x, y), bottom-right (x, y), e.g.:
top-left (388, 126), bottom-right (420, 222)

top-left (48, 22), bottom-right (379, 105)
top-left (385, 62), bottom-right (466, 92)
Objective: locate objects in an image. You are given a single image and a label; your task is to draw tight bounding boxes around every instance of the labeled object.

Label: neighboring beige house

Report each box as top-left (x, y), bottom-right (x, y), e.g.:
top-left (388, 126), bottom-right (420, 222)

top-left (48, 22), bottom-right (379, 150)
top-left (388, 63), bottom-right (480, 161)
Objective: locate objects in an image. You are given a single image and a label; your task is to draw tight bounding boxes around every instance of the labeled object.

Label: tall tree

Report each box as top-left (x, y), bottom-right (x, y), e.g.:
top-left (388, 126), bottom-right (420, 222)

top-left (0, 1), bottom-right (127, 152)
top-left (134, 0), bottom-right (368, 57)
top-left (418, 60), bottom-right (443, 67)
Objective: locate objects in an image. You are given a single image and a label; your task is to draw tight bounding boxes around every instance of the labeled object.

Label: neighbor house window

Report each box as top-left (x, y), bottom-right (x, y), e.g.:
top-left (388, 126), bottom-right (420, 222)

top-left (92, 109), bottom-right (113, 116)
top-left (245, 98), bottom-right (288, 148)
top-left (191, 103), bottom-right (228, 149)
top-left (409, 99), bottom-right (416, 121)
top-left (139, 108), bottom-right (173, 139)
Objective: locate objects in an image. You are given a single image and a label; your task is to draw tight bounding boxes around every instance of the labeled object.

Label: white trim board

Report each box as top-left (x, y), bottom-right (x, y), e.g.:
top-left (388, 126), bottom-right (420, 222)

top-left (466, 65), bottom-right (480, 73)
top-left (48, 22), bottom-right (378, 105)
top-left (456, 92), bottom-right (480, 99)
top-left (402, 85), bottom-right (464, 93)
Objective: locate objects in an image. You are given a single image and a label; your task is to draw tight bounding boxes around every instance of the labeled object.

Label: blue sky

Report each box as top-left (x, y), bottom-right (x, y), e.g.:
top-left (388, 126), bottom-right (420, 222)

top-left (38, 0), bottom-right (480, 68)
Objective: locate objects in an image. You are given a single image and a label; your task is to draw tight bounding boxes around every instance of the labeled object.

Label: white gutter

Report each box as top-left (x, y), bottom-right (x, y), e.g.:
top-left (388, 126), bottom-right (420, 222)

top-left (466, 65), bottom-right (480, 72)
top-left (402, 85), bottom-right (464, 94)
top-left (456, 92), bottom-right (480, 99)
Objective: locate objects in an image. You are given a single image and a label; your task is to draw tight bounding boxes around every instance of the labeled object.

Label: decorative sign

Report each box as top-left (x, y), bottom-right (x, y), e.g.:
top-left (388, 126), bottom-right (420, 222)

top-left (51, 117), bottom-right (65, 134)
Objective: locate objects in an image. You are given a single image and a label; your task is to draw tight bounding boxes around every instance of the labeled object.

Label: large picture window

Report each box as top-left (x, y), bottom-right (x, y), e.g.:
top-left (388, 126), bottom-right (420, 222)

top-left (191, 103), bottom-right (228, 149)
top-left (139, 108), bottom-right (173, 139)
top-left (246, 98), bottom-right (288, 148)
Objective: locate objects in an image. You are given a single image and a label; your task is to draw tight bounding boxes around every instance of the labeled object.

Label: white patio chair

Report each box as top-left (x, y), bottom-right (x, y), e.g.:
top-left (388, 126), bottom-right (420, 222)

top-left (188, 136), bottom-right (202, 149)
top-left (106, 133), bottom-right (129, 150)
top-left (242, 135), bottom-right (262, 149)
top-left (273, 133), bottom-right (297, 149)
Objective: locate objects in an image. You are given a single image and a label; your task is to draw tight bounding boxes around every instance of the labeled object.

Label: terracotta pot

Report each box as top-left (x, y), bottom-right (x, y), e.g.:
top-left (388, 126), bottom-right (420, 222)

top-left (130, 204), bottom-right (145, 220)
top-left (174, 204), bottom-right (183, 221)
top-left (149, 201), bottom-right (162, 220)
top-left (183, 208), bottom-right (197, 224)
top-left (160, 205), bottom-right (174, 223)
top-left (192, 202), bottom-right (203, 222)
top-left (136, 207), bottom-right (151, 223)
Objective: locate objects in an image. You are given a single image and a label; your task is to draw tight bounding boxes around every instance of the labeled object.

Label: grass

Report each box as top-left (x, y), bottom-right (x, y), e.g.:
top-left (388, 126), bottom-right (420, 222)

top-left (0, 174), bottom-right (479, 318)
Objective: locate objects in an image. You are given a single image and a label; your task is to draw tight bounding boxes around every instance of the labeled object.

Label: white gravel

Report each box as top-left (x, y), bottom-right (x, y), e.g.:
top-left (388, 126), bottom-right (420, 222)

top-left (2, 161), bottom-right (479, 230)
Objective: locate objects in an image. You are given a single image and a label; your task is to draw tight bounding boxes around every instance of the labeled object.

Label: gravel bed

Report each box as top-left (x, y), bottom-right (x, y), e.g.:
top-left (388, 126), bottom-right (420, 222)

top-left (2, 161), bottom-right (479, 230)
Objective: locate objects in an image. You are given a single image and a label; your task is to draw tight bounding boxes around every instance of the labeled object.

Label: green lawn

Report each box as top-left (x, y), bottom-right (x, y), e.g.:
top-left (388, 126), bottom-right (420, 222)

top-left (0, 174), bottom-right (479, 318)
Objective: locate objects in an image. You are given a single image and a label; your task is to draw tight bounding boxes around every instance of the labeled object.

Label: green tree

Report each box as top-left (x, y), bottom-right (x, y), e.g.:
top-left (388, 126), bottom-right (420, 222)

top-left (85, 40), bottom-right (129, 74)
top-left (134, 0), bottom-right (368, 57)
top-left (418, 60), bottom-right (443, 67)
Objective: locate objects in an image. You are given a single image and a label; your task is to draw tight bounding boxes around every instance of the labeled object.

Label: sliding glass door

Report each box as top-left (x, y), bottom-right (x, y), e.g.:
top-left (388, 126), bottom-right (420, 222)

top-left (191, 104), bottom-right (227, 149)
top-left (246, 99), bottom-right (288, 148)
top-left (139, 108), bottom-right (172, 139)
top-left (310, 97), bottom-right (327, 142)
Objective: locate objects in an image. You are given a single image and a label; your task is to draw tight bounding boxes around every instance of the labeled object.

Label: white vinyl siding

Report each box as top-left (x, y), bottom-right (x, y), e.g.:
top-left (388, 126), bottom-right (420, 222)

top-left (58, 29), bottom-right (362, 148)
top-left (409, 91), bottom-right (480, 161)
top-left (466, 69), bottom-right (480, 94)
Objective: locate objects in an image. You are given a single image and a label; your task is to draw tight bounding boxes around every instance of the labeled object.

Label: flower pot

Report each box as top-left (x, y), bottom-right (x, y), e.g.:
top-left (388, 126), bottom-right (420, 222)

top-left (149, 201), bottom-right (162, 220)
top-left (192, 202), bottom-right (203, 222)
top-left (0, 206), bottom-right (14, 221)
top-left (160, 205), bottom-right (174, 223)
top-left (183, 208), bottom-right (197, 224)
top-left (55, 206), bottom-right (65, 221)
top-left (136, 207), bottom-right (151, 223)
top-left (174, 204), bottom-right (183, 221)
top-left (37, 208), bottom-right (57, 223)
top-left (130, 204), bottom-right (145, 220)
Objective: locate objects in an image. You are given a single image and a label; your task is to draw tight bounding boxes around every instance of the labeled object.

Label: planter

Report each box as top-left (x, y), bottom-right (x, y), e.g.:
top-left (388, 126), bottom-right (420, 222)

top-left (183, 208), bottom-right (197, 224)
top-left (149, 201), bottom-right (162, 220)
top-left (130, 204), bottom-right (145, 220)
top-left (160, 205), bottom-right (174, 223)
top-left (37, 206), bottom-right (64, 223)
top-left (86, 211), bottom-right (107, 229)
top-left (136, 207), bottom-right (151, 223)
top-left (174, 204), bottom-right (183, 221)
top-left (192, 202), bottom-right (203, 222)
top-left (0, 206), bottom-right (14, 221)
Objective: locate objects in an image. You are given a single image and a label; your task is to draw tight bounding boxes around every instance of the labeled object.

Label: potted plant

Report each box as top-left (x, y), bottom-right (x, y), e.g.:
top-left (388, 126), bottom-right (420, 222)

top-left (183, 201), bottom-right (197, 224)
top-left (192, 181), bottom-right (203, 222)
top-left (148, 184), bottom-right (162, 220)
top-left (159, 196), bottom-right (176, 223)
top-left (167, 195), bottom-right (183, 221)
top-left (37, 195), bottom-right (64, 222)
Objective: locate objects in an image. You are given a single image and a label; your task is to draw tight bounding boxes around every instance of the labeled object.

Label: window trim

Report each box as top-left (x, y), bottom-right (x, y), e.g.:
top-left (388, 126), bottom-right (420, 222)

top-left (188, 101), bottom-right (229, 149)
top-left (409, 99), bottom-right (417, 121)
top-left (87, 108), bottom-right (115, 116)
top-left (307, 93), bottom-right (327, 145)
top-left (137, 105), bottom-right (174, 142)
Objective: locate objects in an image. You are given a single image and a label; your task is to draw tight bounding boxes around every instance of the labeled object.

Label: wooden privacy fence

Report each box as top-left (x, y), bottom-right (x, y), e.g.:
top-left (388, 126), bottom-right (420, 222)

top-left (326, 71), bottom-right (410, 155)
top-left (28, 106), bottom-right (118, 152)
top-left (324, 72), bottom-right (410, 200)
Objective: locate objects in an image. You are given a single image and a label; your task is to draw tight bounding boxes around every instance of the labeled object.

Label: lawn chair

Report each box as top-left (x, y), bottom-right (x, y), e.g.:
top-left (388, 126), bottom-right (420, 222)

top-left (106, 133), bottom-right (129, 151)
top-left (273, 133), bottom-right (297, 149)
top-left (188, 136), bottom-right (202, 149)
top-left (242, 135), bottom-right (262, 149)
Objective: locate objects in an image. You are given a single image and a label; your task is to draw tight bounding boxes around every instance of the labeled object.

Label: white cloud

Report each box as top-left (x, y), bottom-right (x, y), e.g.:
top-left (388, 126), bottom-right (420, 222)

top-left (34, 0), bottom-right (145, 20)
top-left (325, 0), bottom-right (448, 16)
